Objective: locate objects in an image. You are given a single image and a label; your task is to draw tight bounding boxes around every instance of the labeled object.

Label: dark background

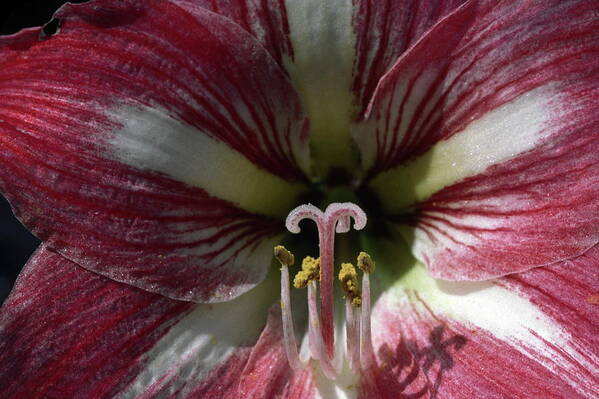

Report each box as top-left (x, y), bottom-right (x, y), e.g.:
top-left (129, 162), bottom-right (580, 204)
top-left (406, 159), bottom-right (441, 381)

top-left (0, 1), bottom-right (88, 303)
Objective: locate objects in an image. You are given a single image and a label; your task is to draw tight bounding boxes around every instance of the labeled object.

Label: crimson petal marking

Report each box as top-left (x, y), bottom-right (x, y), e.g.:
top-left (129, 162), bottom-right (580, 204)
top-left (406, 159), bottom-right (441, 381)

top-left (130, 309), bottom-right (315, 398)
top-left (238, 306), bottom-right (317, 399)
top-left (23, 0), bottom-right (308, 182)
top-left (183, 0), bottom-right (465, 111)
top-left (0, 246), bottom-right (193, 399)
top-left (183, 0), bottom-right (466, 173)
top-left (404, 129), bottom-right (598, 279)
top-left (120, 279), bottom-right (279, 398)
top-left (370, 247), bottom-right (599, 398)
top-left (1, 118), bottom-right (284, 301)
top-left (358, 0), bottom-right (598, 175)
top-left (0, 246), bottom-right (288, 398)
top-left (351, 0), bottom-right (466, 115)
top-left (357, 0), bottom-right (599, 279)
top-left (0, 0), bottom-right (310, 301)
top-left (498, 247), bottom-right (599, 387)
top-left (170, 351), bottom-right (252, 399)
top-left (173, 0), bottom-right (295, 69)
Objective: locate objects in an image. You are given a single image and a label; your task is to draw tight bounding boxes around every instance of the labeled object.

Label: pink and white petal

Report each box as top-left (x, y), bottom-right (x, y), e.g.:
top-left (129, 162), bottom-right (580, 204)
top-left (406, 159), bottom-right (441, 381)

top-left (0, 246), bottom-right (301, 399)
top-left (357, 0), bottom-right (598, 175)
top-left (0, 0), bottom-right (310, 301)
top-left (237, 307), bottom-right (317, 399)
top-left (357, 0), bottom-right (599, 279)
top-left (401, 135), bottom-right (598, 279)
top-left (281, 0), bottom-right (467, 172)
top-left (369, 245), bottom-right (599, 398)
top-left (172, 0), bottom-right (295, 69)
top-left (181, 0), bottom-right (465, 172)
top-left (351, 0), bottom-right (467, 115)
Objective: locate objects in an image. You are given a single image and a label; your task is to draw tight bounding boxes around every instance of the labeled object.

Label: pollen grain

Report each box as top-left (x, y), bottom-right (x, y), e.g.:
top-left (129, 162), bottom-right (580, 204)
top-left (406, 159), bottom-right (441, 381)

top-left (338, 262), bottom-right (362, 307)
top-left (293, 256), bottom-right (320, 289)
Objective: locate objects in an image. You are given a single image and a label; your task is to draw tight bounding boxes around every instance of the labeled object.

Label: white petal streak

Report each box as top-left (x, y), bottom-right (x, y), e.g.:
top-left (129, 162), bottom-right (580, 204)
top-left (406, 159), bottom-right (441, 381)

top-left (119, 273), bottom-right (278, 398)
top-left (372, 85), bottom-right (555, 210)
top-left (108, 105), bottom-right (305, 217)
top-left (385, 264), bottom-right (598, 397)
top-left (284, 0), bottom-right (357, 170)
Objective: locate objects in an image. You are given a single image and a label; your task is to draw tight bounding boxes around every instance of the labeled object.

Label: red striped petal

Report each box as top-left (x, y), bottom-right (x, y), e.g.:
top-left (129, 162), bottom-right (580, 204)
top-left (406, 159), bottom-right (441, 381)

top-left (351, 0), bottom-right (467, 115)
top-left (0, 0), bottom-right (311, 301)
top-left (174, 0), bottom-right (295, 70)
top-left (183, 0), bottom-right (466, 173)
top-left (497, 247), bottom-right (599, 378)
top-left (237, 307), bottom-right (316, 399)
top-left (0, 246), bottom-right (312, 398)
top-left (369, 246), bottom-right (599, 398)
top-left (358, 0), bottom-right (599, 279)
top-left (408, 131), bottom-right (598, 280)
top-left (189, 0), bottom-right (465, 111)
top-left (0, 246), bottom-right (193, 398)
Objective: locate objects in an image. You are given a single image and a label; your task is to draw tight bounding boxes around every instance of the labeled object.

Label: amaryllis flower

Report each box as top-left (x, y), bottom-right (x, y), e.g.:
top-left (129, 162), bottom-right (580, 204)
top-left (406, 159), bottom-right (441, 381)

top-left (0, 0), bottom-right (597, 397)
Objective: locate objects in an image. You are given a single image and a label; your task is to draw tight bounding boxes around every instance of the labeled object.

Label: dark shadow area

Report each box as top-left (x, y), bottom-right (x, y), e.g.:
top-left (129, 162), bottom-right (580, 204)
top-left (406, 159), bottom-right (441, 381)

top-left (0, 195), bottom-right (40, 304)
top-left (415, 325), bottom-right (467, 397)
top-left (41, 17), bottom-right (61, 37)
top-left (0, 1), bottom-right (85, 35)
top-left (372, 324), bottom-right (467, 398)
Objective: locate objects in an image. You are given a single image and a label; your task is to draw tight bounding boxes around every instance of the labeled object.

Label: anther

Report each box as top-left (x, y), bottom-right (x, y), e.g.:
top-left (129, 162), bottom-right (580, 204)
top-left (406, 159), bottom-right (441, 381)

top-left (339, 262), bottom-right (361, 373)
top-left (357, 251), bottom-right (375, 274)
top-left (274, 245), bottom-right (294, 267)
top-left (338, 263), bottom-right (362, 307)
top-left (293, 256), bottom-right (320, 289)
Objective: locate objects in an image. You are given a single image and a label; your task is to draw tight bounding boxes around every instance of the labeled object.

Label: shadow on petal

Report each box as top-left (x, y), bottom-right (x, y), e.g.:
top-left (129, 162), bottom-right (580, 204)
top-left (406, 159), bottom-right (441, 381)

top-left (362, 324), bottom-right (467, 399)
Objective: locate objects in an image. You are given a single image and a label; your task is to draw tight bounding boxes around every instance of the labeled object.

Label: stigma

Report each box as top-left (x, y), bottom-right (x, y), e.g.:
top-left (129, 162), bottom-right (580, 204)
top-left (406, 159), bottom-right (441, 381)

top-left (273, 203), bottom-right (376, 380)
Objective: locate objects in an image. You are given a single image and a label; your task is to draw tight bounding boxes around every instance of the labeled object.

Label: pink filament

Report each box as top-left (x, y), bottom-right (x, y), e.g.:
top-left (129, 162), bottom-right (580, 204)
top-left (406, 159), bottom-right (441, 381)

top-left (345, 299), bottom-right (361, 373)
top-left (280, 265), bottom-right (303, 371)
top-left (360, 272), bottom-right (375, 370)
top-left (308, 282), bottom-right (336, 379)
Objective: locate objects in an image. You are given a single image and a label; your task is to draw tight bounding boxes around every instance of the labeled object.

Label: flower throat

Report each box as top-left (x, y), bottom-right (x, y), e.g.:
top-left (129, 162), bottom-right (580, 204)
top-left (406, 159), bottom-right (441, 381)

top-left (274, 203), bottom-right (376, 379)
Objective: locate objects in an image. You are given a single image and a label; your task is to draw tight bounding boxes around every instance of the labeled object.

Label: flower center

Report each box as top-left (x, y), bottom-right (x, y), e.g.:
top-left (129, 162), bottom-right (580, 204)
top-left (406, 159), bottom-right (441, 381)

top-left (274, 202), bottom-right (376, 380)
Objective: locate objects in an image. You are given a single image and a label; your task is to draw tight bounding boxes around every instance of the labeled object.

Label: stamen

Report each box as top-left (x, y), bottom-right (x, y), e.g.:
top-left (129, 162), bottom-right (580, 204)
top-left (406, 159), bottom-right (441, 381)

top-left (307, 281), bottom-right (336, 378)
top-left (357, 251), bottom-right (375, 274)
top-left (357, 252), bottom-right (376, 369)
top-left (274, 246), bottom-right (303, 371)
top-left (345, 297), bottom-right (360, 373)
top-left (274, 245), bottom-right (295, 266)
top-left (306, 281), bottom-right (323, 359)
top-left (292, 257), bottom-right (335, 377)
top-left (286, 203), bottom-right (366, 363)
top-left (339, 263), bottom-right (361, 373)
top-left (338, 263), bottom-right (362, 307)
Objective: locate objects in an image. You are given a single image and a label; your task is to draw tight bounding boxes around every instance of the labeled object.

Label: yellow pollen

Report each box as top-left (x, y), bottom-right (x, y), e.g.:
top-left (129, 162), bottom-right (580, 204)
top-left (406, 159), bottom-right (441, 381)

top-left (274, 245), bottom-right (294, 267)
top-left (357, 251), bottom-right (375, 273)
top-left (293, 256), bottom-right (320, 289)
top-left (338, 262), bottom-right (362, 307)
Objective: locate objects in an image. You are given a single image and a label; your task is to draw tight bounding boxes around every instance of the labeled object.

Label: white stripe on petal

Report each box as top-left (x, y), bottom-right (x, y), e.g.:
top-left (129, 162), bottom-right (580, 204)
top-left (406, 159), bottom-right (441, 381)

top-left (372, 85), bottom-right (556, 211)
top-left (120, 271), bottom-right (279, 398)
top-left (385, 264), bottom-right (598, 397)
top-left (108, 105), bottom-right (305, 217)
top-left (284, 0), bottom-right (357, 172)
